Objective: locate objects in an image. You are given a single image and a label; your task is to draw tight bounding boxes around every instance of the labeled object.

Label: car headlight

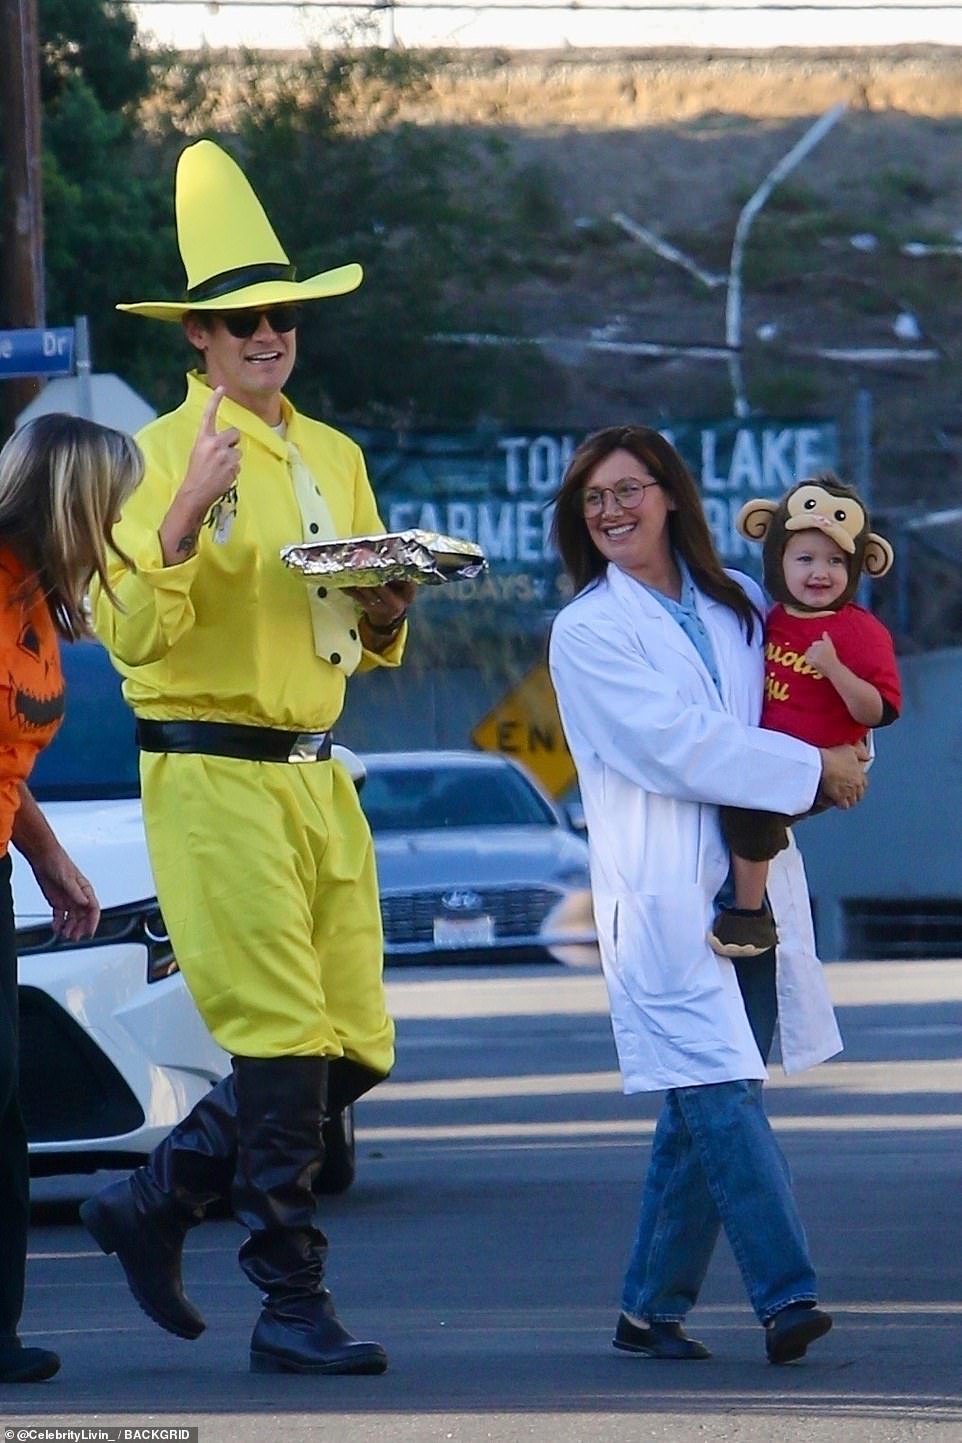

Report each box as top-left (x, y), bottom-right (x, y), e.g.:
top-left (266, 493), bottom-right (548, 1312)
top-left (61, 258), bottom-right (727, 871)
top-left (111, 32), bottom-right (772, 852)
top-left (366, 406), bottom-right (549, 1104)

top-left (15, 897), bottom-right (179, 984)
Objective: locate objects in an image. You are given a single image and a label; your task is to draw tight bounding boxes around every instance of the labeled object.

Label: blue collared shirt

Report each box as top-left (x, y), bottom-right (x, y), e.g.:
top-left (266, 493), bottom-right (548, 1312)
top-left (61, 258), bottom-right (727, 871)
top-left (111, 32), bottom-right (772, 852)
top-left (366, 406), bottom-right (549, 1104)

top-left (641, 560), bottom-right (722, 694)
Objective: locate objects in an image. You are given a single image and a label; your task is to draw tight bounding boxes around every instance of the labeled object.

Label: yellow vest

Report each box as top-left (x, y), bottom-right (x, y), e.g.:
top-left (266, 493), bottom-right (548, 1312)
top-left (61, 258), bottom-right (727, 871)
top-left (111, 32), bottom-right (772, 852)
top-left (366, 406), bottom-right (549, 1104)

top-left (91, 371), bottom-right (404, 730)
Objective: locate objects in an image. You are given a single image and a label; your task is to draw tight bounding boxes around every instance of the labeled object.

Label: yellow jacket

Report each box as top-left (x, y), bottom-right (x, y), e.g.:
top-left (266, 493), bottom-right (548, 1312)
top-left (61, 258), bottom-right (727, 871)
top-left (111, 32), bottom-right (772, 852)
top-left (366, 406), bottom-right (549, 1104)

top-left (92, 371), bottom-right (404, 729)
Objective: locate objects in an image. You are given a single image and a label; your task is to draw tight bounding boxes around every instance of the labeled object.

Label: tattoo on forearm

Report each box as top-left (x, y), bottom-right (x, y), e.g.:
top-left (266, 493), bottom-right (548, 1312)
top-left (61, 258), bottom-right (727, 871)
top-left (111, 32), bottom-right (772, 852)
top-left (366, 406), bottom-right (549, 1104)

top-left (176, 532), bottom-right (198, 557)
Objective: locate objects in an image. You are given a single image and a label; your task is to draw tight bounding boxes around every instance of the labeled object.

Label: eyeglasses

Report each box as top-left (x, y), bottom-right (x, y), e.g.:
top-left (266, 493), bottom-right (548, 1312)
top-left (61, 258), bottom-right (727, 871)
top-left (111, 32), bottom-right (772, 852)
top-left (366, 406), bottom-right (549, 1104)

top-left (580, 478), bottom-right (660, 518)
top-left (214, 305), bottom-right (303, 339)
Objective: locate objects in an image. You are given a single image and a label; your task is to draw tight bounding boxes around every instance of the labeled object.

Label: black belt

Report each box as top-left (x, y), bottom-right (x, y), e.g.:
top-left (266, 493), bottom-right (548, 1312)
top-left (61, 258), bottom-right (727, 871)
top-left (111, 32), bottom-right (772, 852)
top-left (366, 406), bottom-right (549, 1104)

top-left (136, 719), bottom-right (334, 764)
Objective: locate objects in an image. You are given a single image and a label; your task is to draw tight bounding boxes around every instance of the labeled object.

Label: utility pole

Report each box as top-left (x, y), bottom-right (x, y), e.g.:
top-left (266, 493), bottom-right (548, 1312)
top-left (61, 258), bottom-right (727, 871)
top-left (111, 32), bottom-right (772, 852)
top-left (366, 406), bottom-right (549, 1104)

top-left (1, 0), bottom-right (45, 437)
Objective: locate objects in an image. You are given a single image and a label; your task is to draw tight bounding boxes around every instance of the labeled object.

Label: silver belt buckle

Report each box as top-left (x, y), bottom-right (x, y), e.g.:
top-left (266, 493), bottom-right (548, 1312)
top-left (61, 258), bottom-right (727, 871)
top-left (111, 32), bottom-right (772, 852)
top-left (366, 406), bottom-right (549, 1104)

top-left (288, 731), bottom-right (328, 763)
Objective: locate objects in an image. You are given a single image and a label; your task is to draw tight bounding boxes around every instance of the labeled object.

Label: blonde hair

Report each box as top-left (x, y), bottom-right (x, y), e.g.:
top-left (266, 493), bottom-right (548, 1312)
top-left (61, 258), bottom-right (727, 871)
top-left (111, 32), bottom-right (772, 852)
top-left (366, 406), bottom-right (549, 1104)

top-left (0, 413), bottom-right (143, 641)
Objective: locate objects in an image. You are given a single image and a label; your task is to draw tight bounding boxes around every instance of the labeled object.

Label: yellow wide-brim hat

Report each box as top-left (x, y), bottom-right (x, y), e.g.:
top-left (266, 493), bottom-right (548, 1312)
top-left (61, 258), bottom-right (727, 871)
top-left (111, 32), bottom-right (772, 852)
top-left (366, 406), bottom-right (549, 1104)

top-left (117, 139), bottom-right (362, 321)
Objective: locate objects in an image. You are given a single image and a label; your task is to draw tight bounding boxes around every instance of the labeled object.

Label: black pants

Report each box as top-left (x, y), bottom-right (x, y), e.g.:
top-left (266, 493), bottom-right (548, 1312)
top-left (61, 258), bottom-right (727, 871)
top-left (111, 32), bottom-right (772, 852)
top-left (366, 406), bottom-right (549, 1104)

top-left (0, 853), bottom-right (28, 1337)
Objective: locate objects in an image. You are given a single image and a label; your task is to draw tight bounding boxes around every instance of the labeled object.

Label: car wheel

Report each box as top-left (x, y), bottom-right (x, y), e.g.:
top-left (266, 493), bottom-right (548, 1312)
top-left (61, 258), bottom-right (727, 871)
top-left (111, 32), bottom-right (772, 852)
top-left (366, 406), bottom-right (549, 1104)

top-left (313, 1104), bottom-right (356, 1195)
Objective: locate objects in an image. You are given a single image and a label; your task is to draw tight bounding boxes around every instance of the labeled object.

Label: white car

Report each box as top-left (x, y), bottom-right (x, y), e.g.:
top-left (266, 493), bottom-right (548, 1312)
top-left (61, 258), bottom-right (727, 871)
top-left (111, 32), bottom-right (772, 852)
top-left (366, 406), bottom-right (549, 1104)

top-left (17, 639), bottom-right (357, 1191)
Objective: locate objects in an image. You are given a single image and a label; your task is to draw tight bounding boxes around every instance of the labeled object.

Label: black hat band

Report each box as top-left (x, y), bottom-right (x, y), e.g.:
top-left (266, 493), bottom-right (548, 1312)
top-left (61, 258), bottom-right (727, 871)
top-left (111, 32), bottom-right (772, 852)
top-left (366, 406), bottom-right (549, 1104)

top-left (187, 262), bottom-right (296, 303)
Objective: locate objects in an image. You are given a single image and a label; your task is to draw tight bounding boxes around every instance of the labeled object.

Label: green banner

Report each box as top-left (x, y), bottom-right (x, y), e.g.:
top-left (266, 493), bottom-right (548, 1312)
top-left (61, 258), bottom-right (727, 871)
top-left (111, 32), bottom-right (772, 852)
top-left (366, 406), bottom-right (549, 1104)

top-left (347, 418), bottom-right (838, 622)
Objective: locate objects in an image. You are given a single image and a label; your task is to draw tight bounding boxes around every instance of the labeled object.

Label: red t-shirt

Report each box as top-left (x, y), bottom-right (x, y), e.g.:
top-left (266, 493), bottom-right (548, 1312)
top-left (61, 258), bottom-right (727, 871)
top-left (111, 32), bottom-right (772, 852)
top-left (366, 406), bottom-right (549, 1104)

top-left (761, 602), bottom-right (901, 748)
top-left (0, 548), bottom-right (65, 854)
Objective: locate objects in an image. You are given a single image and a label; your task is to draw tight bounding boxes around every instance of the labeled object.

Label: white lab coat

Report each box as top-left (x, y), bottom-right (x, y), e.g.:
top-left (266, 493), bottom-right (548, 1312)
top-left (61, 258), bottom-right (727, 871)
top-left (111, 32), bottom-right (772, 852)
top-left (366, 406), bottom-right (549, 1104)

top-left (548, 563), bottom-right (843, 1092)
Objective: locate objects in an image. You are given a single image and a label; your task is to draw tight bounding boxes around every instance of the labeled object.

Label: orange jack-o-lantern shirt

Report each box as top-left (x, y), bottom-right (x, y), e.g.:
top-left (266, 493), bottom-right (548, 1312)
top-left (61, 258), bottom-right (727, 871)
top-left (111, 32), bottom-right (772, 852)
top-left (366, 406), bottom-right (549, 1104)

top-left (0, 547), bottom-right (65, 854)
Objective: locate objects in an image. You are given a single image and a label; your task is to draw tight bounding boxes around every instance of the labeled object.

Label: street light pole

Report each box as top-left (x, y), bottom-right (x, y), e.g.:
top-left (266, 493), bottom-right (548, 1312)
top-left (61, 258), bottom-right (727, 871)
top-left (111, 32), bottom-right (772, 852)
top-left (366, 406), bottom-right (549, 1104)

top-left (1, 0), bottom-right (45, 435)
top-left (725, 102), bottom-right (846, 419)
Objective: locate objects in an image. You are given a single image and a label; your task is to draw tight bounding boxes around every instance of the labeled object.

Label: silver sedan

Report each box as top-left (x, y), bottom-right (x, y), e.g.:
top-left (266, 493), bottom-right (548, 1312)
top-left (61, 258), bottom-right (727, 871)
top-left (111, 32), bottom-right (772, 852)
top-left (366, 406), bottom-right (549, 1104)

top-left (359, 749), bottom-right (597, 966)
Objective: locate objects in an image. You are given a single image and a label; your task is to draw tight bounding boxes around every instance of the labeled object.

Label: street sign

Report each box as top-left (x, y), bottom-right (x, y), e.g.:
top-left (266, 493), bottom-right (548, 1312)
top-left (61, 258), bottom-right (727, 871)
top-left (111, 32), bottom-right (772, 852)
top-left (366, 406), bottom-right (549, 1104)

top-left (472, 660), bottom-right (576, 798)
top-left (0, 327), bottom-right (74, 380)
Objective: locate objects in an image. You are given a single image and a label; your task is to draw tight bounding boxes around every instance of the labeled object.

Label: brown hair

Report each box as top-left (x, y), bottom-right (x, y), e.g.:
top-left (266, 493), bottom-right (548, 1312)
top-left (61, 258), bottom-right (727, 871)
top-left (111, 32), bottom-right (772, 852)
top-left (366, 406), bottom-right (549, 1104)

top-left (549, 424), bottom-right (760, 640)
top-left (0, 413), bottom-right (142, 640)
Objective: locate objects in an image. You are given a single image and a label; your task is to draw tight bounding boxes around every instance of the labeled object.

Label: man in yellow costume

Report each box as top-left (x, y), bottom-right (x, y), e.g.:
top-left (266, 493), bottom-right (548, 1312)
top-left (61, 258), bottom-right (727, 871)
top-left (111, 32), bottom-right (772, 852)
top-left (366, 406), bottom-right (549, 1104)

top-left (79, 140), bottom-right (414, 1377)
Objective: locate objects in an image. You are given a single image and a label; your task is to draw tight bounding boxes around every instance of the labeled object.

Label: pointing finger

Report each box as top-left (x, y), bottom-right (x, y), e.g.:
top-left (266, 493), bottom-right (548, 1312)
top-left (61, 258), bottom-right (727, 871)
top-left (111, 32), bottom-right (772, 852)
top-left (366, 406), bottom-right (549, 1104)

top-left (201, 386), bottom-right (226, 434)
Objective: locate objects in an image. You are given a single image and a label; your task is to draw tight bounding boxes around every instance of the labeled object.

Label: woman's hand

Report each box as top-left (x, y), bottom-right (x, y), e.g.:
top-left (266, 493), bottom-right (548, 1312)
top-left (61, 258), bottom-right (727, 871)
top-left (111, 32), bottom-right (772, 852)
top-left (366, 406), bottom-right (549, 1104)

top-left (11, 785), bottom-right (101, 941)
top-left (31, 847), bottom-right (101, 942)
top-left (817, 743), bottom-right (868, 810)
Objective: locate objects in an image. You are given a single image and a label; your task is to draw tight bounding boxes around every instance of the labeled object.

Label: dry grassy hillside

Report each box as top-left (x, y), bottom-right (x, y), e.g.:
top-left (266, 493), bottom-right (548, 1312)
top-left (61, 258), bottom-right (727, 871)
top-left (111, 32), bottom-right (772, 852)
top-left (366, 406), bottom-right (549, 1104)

top-left (364, 49), bottom-right (962, 517)
top-left (381, 46), bottom-right (962, 126)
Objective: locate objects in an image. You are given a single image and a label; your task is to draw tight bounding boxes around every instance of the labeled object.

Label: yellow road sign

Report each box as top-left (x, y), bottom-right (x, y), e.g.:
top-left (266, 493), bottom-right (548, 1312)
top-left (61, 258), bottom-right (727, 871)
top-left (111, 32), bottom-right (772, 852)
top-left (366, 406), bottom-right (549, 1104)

top-left (472, 660), bottom-right (576, 798)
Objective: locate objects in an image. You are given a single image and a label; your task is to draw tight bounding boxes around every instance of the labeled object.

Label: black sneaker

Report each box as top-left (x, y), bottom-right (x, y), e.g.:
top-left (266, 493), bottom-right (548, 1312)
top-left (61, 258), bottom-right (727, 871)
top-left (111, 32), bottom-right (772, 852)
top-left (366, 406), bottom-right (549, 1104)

top-left (613, 1314), bottom-right (711, 1360)
top-left (765, 1305), bottom-right (832, 1363)
top-left (708, 905), bottom-right (777, 958)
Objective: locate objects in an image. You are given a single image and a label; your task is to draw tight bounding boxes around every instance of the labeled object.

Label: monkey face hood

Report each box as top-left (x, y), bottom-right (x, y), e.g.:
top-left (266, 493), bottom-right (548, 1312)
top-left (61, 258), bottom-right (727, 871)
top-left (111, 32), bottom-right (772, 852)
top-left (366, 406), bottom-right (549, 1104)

top-left (735, 476), bottom-right (895, 613)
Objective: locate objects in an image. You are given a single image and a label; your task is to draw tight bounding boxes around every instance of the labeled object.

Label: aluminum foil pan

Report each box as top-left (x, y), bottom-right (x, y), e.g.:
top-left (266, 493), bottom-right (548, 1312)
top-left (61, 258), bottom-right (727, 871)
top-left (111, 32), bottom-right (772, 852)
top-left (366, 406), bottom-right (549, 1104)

top-left (280, 529), bottom-right (487, 588)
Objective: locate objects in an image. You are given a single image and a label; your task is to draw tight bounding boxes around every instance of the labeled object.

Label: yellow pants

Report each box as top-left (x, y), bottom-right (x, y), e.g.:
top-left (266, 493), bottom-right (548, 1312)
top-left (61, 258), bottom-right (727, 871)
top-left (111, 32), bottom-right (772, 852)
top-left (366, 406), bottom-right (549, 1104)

top-left (140, 750), bottom-right (394, 1068)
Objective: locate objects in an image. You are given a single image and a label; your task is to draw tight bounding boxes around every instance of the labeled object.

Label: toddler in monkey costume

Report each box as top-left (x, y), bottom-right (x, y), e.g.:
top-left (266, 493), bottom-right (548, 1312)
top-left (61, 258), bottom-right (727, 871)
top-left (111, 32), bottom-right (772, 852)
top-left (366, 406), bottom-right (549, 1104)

top-left (709, 474), bottom-right (901, 958)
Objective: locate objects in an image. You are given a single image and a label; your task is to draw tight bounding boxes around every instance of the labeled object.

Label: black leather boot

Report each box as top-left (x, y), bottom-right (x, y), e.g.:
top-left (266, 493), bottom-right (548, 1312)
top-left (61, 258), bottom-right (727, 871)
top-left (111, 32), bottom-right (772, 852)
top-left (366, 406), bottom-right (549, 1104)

top-left (316, 1059), bottom-right (387, 1196)
top-left (0, 1335), bottom-right (60, 1383)
top-left (80, 1074), bottom-right (238, 1340)
top-left (232, 1055), bottom-right (387, 1376)
top-left (327, 1058), bottom-right (388, 1113)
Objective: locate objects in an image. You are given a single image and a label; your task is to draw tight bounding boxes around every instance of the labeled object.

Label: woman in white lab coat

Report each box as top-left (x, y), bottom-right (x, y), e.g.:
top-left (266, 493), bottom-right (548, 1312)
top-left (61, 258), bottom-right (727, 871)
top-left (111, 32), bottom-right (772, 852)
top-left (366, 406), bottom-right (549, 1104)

top-left (547, 425), bottom-right (866, 1365)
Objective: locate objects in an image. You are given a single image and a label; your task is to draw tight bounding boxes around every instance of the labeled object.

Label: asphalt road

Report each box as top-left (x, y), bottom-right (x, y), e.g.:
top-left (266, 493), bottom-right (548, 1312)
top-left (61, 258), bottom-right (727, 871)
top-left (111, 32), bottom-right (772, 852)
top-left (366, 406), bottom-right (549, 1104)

top-left (11, 956), bottom-right (962, 1442)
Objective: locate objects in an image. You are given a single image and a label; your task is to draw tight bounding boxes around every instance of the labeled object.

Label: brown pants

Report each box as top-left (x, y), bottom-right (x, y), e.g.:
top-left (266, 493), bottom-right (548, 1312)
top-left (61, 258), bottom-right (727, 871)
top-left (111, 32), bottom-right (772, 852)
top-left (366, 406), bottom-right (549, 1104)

top-left (720, 805), bottom-right (797, 864)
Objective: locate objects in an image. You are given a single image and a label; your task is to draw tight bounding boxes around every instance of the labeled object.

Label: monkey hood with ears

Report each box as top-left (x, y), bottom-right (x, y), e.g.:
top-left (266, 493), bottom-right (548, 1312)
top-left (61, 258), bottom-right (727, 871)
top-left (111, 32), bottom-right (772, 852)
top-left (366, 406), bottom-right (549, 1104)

top-left (736, 474), bottom-right (894, 612)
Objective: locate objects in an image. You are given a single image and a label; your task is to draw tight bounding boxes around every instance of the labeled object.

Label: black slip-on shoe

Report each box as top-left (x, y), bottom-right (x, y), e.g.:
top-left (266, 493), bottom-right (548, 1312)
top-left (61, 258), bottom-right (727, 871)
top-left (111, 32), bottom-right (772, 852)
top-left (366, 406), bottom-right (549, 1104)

top-left (613, 1314), bottom-right (711, 1360)
top-left (765, 1305), bottom-right (832, 1364)
top-left (0, 1339), bottom-right (61, 1383)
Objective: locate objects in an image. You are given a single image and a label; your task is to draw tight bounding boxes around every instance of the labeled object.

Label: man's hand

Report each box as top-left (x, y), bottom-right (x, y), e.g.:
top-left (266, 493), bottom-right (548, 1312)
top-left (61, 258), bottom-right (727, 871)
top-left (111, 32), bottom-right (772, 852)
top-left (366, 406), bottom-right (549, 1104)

top-left (159, 386), bottom-right (241, 565)
top-left (182, 386), bottom-right (242, 509)
top-left (347, 579), bottom-right (416, 644)
top-left (817, 743), bottom-right (869, 811)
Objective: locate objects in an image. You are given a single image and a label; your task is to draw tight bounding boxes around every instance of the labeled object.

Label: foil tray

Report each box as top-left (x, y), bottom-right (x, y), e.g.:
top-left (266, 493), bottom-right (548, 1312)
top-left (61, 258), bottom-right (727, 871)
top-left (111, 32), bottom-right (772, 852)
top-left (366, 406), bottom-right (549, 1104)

top-left (280, 529), bottom-right (487, 588)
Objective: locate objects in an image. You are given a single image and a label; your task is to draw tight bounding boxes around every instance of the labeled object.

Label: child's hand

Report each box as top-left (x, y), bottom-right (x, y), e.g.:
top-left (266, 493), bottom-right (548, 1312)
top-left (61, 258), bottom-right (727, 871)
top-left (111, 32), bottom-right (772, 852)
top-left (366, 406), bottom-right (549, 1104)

top-left (805, 632), bottom-right (839, 676)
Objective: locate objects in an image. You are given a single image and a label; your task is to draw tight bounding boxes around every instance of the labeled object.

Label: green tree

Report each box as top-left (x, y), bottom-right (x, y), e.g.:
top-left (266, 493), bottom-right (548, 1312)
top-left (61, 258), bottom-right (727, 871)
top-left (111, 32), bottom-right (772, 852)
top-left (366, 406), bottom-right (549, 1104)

top-left (156, 46), bottom-right (556, 424)
top-left (41, 74), bottom-right (182, 404)
top-left (40, 0), bottom-right (151, 114)
top-left (23, 0), bottom-right (184, 399)
top-left (9, 10), bottom-right (562, 424)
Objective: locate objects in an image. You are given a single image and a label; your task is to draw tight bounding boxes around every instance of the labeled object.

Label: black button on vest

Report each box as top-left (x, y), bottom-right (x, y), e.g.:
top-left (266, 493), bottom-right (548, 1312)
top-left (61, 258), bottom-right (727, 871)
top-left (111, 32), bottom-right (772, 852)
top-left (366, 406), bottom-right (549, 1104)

top-left (349, 629), bottom-right (357, 640)
top-left (330, 652), bottom-right (341, 665)
top-left (316, 587), bottom-right (327, 598)
top-left (309, 522), bottom-right (319, 535)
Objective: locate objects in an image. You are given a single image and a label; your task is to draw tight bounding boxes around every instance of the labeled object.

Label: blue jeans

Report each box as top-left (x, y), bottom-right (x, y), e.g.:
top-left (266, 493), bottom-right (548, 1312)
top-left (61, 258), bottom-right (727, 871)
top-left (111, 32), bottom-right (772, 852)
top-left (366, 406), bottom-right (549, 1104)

top-left (620, 950), bottom-right (817, 1326)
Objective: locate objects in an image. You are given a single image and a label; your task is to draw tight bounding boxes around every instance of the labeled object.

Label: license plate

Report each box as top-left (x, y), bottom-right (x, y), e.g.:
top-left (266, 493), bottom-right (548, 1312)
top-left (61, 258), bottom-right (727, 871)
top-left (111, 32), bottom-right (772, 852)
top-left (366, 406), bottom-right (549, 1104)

top-left (433, 915), bottom-right (495, 948)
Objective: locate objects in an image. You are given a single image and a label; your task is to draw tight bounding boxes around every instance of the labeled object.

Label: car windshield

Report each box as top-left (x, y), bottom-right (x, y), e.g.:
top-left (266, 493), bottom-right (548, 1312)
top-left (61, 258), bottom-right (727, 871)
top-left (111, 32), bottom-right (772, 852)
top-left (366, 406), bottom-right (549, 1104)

top-left (360, 763), bottom-right (557, 832)
top-left (29, 641), bottom-right (140, 801)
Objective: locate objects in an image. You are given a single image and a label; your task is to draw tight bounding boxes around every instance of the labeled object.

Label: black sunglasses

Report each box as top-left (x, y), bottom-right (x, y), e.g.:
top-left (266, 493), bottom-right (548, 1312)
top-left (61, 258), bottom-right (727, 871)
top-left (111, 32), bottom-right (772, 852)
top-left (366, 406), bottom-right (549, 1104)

top-left (214, 304), bottom-right (303, 339)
